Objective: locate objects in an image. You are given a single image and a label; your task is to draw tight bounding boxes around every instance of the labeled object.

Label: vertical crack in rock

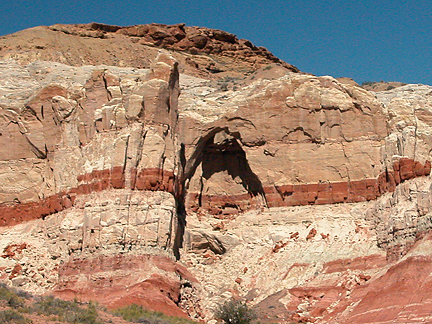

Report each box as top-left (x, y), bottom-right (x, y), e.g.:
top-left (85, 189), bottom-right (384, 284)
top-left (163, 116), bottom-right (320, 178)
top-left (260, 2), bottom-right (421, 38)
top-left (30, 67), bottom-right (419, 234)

top-left (102, 71), bottom-right (113, 101)
top-left (173, 127), bottom-right (224, 259)
top-left (198, 177), bottom-right (204, 207)
top-left (397, 136), bottom-right (403, 156)
top-left (124, 192), bottom-right (132, 250)
top-left (159, 126), bottom-right (172, 250)
top-left (173, 143), bottom-right (187, 260)
top-left (168, 61), bottom-right (180, 117)
top-left (122, 134), bottom-right (131, 186)
top-left (413, 105), bottom-right (418, 159)
top-left (130, 124), bottom-right (147, 189)
top-left (341, 142), bottom-right (351, 182)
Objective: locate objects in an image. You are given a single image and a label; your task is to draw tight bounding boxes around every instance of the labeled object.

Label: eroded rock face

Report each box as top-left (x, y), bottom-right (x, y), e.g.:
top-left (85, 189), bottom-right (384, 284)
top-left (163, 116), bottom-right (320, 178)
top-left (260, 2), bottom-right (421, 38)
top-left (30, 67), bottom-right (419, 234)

top-left (0, 23), bottom-right (298, 80)
top-left (0, 191), bottom-right (194, 318)
top-left (1, 23), bottom-right (432, 323)
top-left (176, 79), bottom-right (432, 322)
top-left (0, 52), bottom-right (179, 206)
top-left (0, 52), bottom-right (191, 316)
top-left (178, 73), bottom-right (432, 219)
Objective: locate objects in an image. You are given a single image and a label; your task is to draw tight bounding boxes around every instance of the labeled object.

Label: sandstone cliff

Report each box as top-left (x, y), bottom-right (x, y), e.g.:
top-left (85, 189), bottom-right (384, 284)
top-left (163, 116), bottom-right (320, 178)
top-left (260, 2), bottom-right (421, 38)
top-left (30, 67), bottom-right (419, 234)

top-left (0, 23), bottom-right (298, 80)
top-left (1, 23), bottom-right (432, 323)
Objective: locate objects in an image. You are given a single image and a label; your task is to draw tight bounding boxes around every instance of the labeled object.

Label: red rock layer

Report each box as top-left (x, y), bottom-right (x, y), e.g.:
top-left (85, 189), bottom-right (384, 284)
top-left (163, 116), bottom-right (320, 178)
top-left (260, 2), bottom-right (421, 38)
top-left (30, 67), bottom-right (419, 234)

top-left (50, 23), bottom-right (299, 72)
top-left (1, 158), bottom-right (429, 226)
top-left (258, 236), bottom-right (432, 323)
top-left (54, 254), bottom-right (197, 318)
top-left (322, 254), bottom-right (388, 274)
top-left (322, 254), bottom-right (432, 323)
top-left (187, 158), bottom-right (431, 216)
top-left (75, 166), bottom-right (175, 193)
top-left (0, 167), bottom-right (175, 226)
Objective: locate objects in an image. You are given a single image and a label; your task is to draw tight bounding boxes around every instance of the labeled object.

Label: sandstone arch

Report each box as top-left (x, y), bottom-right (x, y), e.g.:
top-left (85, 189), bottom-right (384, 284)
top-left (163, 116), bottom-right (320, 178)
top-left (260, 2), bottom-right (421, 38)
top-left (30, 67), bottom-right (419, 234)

top-left (181, 128), bottom-right (267, 216)
top-left (172, 127), bottom-right (267, 258)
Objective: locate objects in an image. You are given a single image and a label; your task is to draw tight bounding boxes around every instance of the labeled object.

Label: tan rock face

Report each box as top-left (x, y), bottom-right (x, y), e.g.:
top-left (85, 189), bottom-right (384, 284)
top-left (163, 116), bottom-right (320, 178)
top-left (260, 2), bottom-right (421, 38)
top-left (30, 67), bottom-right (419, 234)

top-left (0, 51), bottom-right (179, 201)
top-left (179, 73), bottom-right (419, 217)
top-left (0, 23), bottom-right (298, 80)
top-left (0, 51), bottom-right (190, 316)
top-left (1, 23), bottom-right (432, 323)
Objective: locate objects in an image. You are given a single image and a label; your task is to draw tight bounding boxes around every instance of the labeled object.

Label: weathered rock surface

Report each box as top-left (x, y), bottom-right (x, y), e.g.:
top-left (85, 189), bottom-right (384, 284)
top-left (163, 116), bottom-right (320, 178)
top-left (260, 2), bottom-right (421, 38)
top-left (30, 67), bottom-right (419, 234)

top-left (178, 71), bottom-right (432, 218)
top-left (0, 23), bottom-right (298, 80)
top-left (1, 23), bottom-right (432, 323)
top-left (361, 80), bottom-right (407, 92)
top-left (0, 50), bottom-right (191, 316)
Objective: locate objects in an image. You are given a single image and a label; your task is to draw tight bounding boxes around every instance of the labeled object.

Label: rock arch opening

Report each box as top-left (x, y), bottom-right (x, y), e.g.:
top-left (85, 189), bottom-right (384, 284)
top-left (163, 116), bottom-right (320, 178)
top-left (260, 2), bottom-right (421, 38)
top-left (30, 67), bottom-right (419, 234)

top-left (173, 128), bottom-right (267, 259)
top-left (189, 130), bottom-right (267, 215)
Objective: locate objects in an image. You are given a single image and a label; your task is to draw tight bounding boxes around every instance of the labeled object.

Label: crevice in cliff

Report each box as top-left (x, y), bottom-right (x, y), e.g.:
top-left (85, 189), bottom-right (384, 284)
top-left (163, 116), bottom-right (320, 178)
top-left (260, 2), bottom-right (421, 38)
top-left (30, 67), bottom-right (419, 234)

top-left (102, 72), bottom-right (113, 101)
top-left (413, 107), bottom-right (418, 160)
top-left (130, 124), bottom-right (147, 189)
top-left (168, 62), bottom-right (180, 118)
top-left (283, 126), bottom-right (320, 144)
top-left (173, 143), bottom-right (187, 260)
top-left (23, 105), bottom-right (43, 123)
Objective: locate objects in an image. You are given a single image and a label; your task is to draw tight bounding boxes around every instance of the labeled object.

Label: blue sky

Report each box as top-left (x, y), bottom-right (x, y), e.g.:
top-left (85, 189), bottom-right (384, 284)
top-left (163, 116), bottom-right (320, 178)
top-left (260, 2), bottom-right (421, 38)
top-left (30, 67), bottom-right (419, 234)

top-left (2, 0), bottom-right (431, 85)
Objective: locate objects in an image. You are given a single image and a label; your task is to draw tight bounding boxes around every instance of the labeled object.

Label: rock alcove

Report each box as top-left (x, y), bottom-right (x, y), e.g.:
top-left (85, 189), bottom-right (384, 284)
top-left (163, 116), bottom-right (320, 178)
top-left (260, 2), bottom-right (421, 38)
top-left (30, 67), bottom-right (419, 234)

top-left (182, 130), bottom-right (267, 217)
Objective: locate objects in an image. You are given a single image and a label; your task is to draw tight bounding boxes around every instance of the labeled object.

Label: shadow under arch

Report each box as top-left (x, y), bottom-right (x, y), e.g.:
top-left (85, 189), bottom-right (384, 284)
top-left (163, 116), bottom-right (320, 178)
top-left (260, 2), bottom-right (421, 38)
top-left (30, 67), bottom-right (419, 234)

top-left (173, 127), bottom-right (267, 259)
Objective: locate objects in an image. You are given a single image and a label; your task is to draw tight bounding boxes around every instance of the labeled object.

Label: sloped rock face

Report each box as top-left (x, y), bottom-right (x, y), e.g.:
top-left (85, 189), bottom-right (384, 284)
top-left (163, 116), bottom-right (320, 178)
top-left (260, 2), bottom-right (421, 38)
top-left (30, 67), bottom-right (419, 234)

top-left (1, 24), bottom-right (432, 323)
top-left (0, 23), bottom-right (298, 80)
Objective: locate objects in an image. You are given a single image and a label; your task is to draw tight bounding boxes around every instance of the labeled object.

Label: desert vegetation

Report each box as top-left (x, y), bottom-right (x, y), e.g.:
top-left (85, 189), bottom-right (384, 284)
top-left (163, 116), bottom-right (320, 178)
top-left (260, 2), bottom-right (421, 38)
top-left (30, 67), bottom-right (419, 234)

top-left (0, 283), bottom-right (102, 323)
top-left (215, 300), bottom-right (257, 324)
top-left (113, 304), bottom-right (197, 324)
top-left (0, 283), bottom-right (202, 324)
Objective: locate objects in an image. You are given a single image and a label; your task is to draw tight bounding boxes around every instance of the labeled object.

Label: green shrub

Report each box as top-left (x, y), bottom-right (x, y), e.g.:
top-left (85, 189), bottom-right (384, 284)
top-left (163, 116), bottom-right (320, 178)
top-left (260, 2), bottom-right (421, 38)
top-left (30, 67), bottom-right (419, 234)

top-left (361, 81), bottom-right (375, 86)
top-left (0, 309), bottom-right (31, 324)
top-left (113, 304), bottom-right (196, 324)
top-left (0, 284), bottom-right (25, 308)
top-left (32, 296), bottom-right (101, 324)
top-left (215, 300), bottom-right (257, 324)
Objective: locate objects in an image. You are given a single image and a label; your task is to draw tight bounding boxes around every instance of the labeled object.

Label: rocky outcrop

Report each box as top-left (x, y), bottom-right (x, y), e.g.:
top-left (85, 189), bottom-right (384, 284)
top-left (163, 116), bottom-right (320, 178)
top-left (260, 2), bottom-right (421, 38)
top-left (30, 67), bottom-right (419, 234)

top-left (361, 80), bottom-right (407, 92)
top-left (0, 52), bottom-right (190, 316)
top-left (0, 23), bottom-right (298, 80)
top-left (177, 82), bottom-right (432, 322)
top-left (0, 52), bottom-right (179, 207)
top-left (178, 72), bottom-right (432, 218)
top-left (1, 23), bottom-right (432, 323)
top-left (54, 254), bottom-right (197, 317)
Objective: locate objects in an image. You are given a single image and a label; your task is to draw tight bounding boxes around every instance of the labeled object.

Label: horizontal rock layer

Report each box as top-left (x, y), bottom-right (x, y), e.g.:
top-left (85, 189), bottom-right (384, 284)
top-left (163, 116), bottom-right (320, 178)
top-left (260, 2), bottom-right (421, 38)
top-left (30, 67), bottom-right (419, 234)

top-left (3, 157), bottom-right (428, 227)
top-left (0, 167), bottom-right (174, 226)
top-left (186, 158), bottom-right (431, 216)
top-left (54, 254), bottom-right (197, 317)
